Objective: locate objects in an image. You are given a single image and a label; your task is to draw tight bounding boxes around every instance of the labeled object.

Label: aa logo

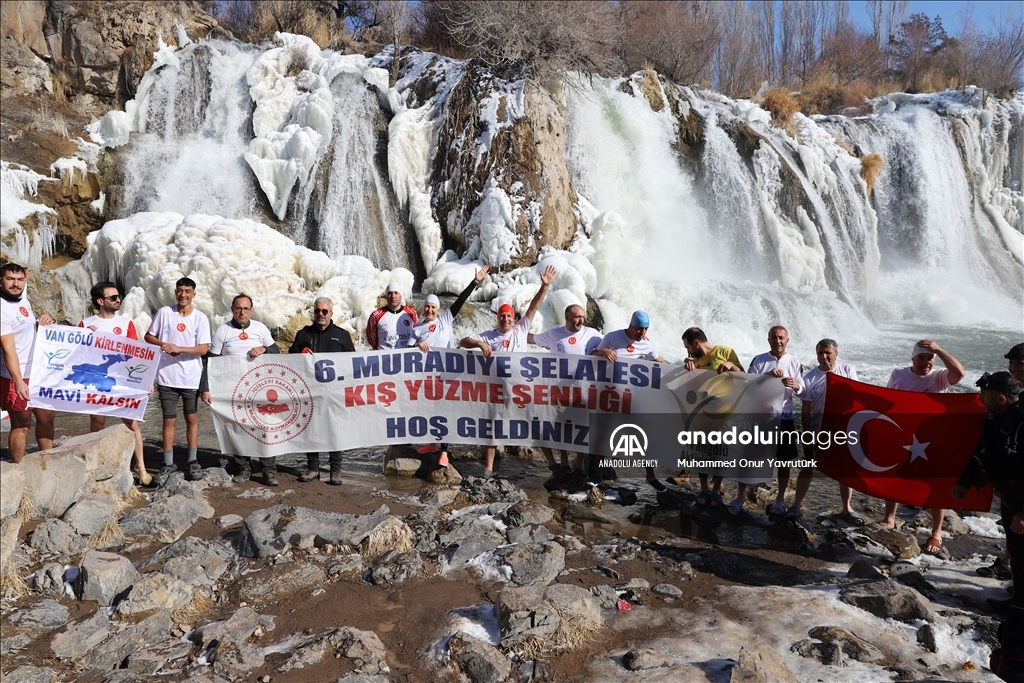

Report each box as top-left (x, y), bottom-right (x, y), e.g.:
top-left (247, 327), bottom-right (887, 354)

top-left (610, 424), bottom-right (648, 457)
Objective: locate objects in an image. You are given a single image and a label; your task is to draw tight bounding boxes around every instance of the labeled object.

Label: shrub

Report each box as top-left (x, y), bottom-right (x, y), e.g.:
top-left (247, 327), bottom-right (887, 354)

top-left (761, 87), bottom-right (800, 127)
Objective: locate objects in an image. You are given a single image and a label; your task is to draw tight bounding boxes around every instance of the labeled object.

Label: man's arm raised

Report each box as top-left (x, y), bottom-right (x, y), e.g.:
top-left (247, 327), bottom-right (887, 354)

top-left (522, 265), bottom-right (556, 325)
top-left (919, 340), bottom-right (965, 385)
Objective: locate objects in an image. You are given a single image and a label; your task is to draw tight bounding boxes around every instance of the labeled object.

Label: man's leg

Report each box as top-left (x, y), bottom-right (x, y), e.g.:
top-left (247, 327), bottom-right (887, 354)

top-left (158, 386), bottom-right (178, 472)
top-left (731, 482), bottom-right (748, 511)
top-left (926, 508), bottom-right (945, 553)
top-left (34, 408), bottom-right (54, 451)
top-left (233, 455), bottom-right (251, 483)
top-left (121, 418), bottom-right (151, 485)
top-left (8, 410), bottom-right (31, 463)
top-left (298, 453), bottom-right (320, 482)
top-left (880, 500), bottom-right (898, 529)
top-left (260, 456), bottom-right (278, 486)
top-left (183, 390), bottom-right (201, 480)
top-left (90, 415), bottom-right (107, 432)
top-left (792, 468), bottom-right (814, 508)
top-left (328, 451), bottom-right (343, 485)
top-left (775, 466), bottom-right (791, 506)
top-left (484, 446), bottom-right (496, 474)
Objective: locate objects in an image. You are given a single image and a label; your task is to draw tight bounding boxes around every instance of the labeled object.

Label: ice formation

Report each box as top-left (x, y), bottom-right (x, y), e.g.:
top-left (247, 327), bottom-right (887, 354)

top-left (1, 161), bottom-right (57, 268)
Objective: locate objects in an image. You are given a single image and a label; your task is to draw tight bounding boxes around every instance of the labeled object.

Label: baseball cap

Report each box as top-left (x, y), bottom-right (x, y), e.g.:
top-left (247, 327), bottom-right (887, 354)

top-left (976, 371), bottom-right (1020, 396)
top-left (498, 303), bottom-right (515, 316)
top-left (911, 344), bottom-right (933, 358)
top-left (385, 283), bottom-right (401, 294)
top-left (1005, 343), bottom-right (1024, 361)
top-left (630, 310), bottom-right (650, 328)
top-left (424, 294), bottom-right (440, 307)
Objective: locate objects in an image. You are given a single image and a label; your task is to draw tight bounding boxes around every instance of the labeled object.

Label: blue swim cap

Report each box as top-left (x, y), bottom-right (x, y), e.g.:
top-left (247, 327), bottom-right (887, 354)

top-left (630, 310), bottom-right (650, 328)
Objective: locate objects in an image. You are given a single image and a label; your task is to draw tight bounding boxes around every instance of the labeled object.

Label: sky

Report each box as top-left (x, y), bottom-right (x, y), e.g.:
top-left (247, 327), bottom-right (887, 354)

top-left (848, 0), bottom-right (1021, 34)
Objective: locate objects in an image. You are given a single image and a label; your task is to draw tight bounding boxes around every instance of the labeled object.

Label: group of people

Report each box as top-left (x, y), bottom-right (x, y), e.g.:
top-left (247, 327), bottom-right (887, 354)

top-left (2, 261), bottom-right (1022, 557)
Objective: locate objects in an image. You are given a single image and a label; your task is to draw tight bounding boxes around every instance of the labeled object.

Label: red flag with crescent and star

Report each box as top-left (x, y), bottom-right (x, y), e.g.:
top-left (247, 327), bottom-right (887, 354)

top-left (818, 374), bottom-right (992, 511)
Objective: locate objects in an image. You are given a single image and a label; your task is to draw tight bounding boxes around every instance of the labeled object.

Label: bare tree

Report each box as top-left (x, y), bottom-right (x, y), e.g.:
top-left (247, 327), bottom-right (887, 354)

top-left (891, 13), bottom-right (949, 92)
top-left (974, 5), bottom-right (1024, 93)
top-left (620, 1), bottom-right (721, 86)
top-left (215, 0), bottom-right (372, 46)
top-left (714, 1), bottom-right (762, 96)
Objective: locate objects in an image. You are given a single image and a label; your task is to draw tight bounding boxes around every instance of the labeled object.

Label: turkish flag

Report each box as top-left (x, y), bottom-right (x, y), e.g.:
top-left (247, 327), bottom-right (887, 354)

top-left (818, 374), bottom-right (992, 511)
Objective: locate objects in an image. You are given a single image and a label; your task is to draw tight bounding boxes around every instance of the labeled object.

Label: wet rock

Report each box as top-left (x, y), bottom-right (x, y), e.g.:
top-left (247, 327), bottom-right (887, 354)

top-left (83, 609), bottom-right (171, 669)
top-left (385, 458), bottom-right (422, 476)
top-left (807, 626), bottom-right (883, 662)
top-left (622, 648), bottom-right (670, 670)
top-left (839, 579), bottom-right (935, 623)
top-left (75, 550), bottom-right (140, 605)
top-left (917, 623), bottom-right (938, 652)
top-left (5, 666), bottom-right (60, 683)
top-left (855, 526), bottom-right (920, 559)
top-left (893, 570), bottom-right (937, 596)
top-left (192, 607), bottom-right (260, 649)
top-left (461, 477), bottom-right (528, 506)
top-left (699, 549), bottom-right (751, 580)
top-left (365, 549), bottom-right (423, 585)
top-left (560, 503), bottom-right (617, 524)
top-left (62, 493), bottom-right (118, 536)
top-left (117, 572), bottom-right (193, 615)
top-left (216, 514), bottom-right (243, 528)
top-left (887, 560), bottom-right (920, 578)
top-left (449, 633), bottom-right (511, 683)
top-left (1, 461), bottom-right (26, 517)
top-left (791, 638), bottom-right (843, 665)
top-left (652, 583), bottom-right (683, 598)
top-left (912, 509), bottom-right (970, 537)
top-left (29, 518), bottom-right (87, 557)
top-left (126, 637), bottom-right (195, 674)
top-left (504, 501), bottom-right (555, 528)
top-left (6, 599), bottom-right (69, 630)
top-left (50, 608), bottom-right (109, 659)
top-left (428, 464), bottom-right (464, 485)
top-left (238, 562), bottom-right (326, 605)
top-left (139, 537), bottom-right (234, 587)
top-left (119, 494), bottom-right (214, 543)
top-left (840, 531), bottom-right (896, 559)
top-left (492, 541), bottom-right (565, 587)
top-left (240, 504), bottom-right (392, 558)
top-left (733, 643), bottom-right (801, 683)
top-left (445, 536), bottom-right (501, 569)
top-left (847, 559), bottom-right (885, 580)
top-left (327, 626), bottom-right (390, 674)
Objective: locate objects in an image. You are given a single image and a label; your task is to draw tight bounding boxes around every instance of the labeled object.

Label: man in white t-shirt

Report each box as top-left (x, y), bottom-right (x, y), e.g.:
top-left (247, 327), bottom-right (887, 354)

top-left (745, 326), bottom-right (804, 519)
top-left (460, 265), bottom-right (555, 475)
top-left (144, 277), bottom-right (211, 481)
top-left (593, 310), bottom-right (668, 490)
top-left (200, 293), bottom-right (280, 485)
top-left (0, 262), bottom-right (55, 463)
top-left (80, 281), bottom-right (151, 485)
top-left (797, 338), bottom-right (862, 524)
top-left (528, 303), bottom-right (603, 478)
top-left (367, 283), bottom-right (418, 350)
top-left (880, 339), bottom-right (965, 554)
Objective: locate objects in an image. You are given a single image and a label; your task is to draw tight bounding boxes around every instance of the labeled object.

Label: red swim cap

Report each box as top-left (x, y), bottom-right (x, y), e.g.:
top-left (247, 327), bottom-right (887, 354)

top-left (498, 303), bottom-right (515, 316)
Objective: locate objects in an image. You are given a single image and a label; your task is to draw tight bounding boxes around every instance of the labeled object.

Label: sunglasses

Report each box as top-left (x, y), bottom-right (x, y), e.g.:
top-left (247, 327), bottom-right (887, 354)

top-left (314, 308), bottom-right (330, 315)
top-left (103, 295), bottom-right (121, 301)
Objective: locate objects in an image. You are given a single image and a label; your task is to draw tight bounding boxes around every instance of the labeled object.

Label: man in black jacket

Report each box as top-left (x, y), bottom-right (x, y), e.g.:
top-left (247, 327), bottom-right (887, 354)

top-left (953, 371), bottom-right (1024, 605)
top-left (289, 296), bottom-right (355, 485)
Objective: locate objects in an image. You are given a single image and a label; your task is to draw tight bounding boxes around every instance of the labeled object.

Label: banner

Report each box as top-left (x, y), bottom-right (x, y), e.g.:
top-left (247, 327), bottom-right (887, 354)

top-left (28, 325), bottom-right (159, 420)
top-left (819, 374), bottom-right (991, 511)
top-left (209, 349), bottom-right (786, 480)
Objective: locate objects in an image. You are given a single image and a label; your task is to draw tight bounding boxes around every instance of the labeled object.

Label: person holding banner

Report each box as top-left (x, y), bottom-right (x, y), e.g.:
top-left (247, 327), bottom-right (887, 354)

top-left (144, 277), bottom-right (211, 481)
top-left (79, 282), bottom-right (152, 486)
top-left (413, 266), bottom-right (488, 466)
top-left (460, 265), bottom-right (556, 476)
top-left (290, 297), bottom-right (355, 485)
top-left (530, 303), bottom-right (604, 480)
top-left (200, 294), bottom-right (281, 486)
top-left (681, 326), bottom-right (744, 506)
top-left (593, 310), bottom-right (668, 491)
top-left (367, 283), bottom-right (418, 350)
top-left (881, 340), bottom-right (965, 555)
top-left (0, 262), bottom-right (55, 463)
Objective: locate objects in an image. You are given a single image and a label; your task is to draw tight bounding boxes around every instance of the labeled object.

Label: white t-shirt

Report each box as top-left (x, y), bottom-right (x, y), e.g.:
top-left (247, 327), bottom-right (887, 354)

top-left (146, 305), bottom-right (211, 389)
top-left (80, 314), bottom-right (138, 339)
top-left (887, 367), bottom-right (952, 393)
top-left (375, 308), bottom-right (418, 349)
top-left (414, 309), bottom-right (455, 349)
top-left (472, 316), bottom-right (530, 353)
top-left (749, 351), bottom-right (804, 419)
top-left (595, 329), bottom-right (660, 361)
top-left (800, 362), bottom-right (858, 431)
top-left (1, 297), bottom-right (36, 379)
top-left (532, 326), bottom-right (603, 355)
top-left (211, 320), bottom-right (275, 356)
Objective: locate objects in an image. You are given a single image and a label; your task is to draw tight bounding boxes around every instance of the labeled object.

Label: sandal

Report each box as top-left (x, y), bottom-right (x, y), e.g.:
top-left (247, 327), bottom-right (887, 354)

top-left (786, 506), bottom-right (803, 521)
top-left (924, 536), bottom-right (943, 555)
top-left (977, 559), bottom-right (1013, 580)
top-left (767, 503), bottom-right (787, 519)
top-left (726, 500), bottom-right (743, 516)
top-left (695, 491), bottom-right (711, 506)
top-left (707, 492), bottom-right (723, 508)
top-left (839, 511), bottom-right (866, 527)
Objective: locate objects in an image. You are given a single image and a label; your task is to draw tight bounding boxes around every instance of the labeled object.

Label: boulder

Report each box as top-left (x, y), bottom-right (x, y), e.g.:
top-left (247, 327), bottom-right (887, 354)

top-left (428, 464), bottom-right (464, 485)
top-left (191, 606), bottom-right (260, 649)
top-left (75, 550), bottom-right (140, 606)
top-left (790, 638), bottom-right (843, 666)
top-left (622, 648), bottom-right (670, 670)
top-left (139, 536), bottom-right (234, 587)
top-left (211, 640), bottom-right (266, 677)
top-left (216, 514), bottom-right (243, 528)
top-left (913, 509), bottom-right (971, 537)
top-left (0, 516), bottom-right (23, 574)
top-left (0, 460), bottom-right (26, 517)
top-left (62, 493), bottom-right (119, 536)
top-left (238, 562), bottom-right (326, 605)
top-left (31, 562), bottom-right (68, 598)
top-left (733, 644), bottom-right (801, 683)
top-left (492, 541), bottom-right (565, 587)
top-left (116, 572), bottom-right (193, 615)
top-left (83, 609), bottom-right (171, 670)
top-left (807, 625), bottom-right (883, 663)
top-left (6, 598), bottom-right (69, 629)
top-left (365, 549), bottom-right (424, 585)
top-left (385, 458), bottom-right (422, 477)
top-left (240, 504), bottom-right (392, 558)
top-left (327, 626), bottom-right (390, 674)
top-left (29, 518), bottom-right (87, 557)
top-left (855, 526), bottom-right (920, 559)
top-left (119, 494), bottom-right (214, 543)
top-left (846, 560), bottom-right (885, 580)
top-left (445, 536), bottom-right (501, 570)
top-left (918, 623), bottom-right (938, 651)
top-left (839, 580), bottom-right (935, 623)
top-left (652, 583), bottom-right (683, 598)
top-left (449, 633), bottom-right (511, 683)
top-left (4, 666), bottom-right (60, 683)
top-left (503, 501), bottom-right (555, 528)
top-left (496, 583), bottom-right (601, 649)
top-left (51, 608), bottom-right (109, 659)
top-left (125, 636), bottom-right (195, 674)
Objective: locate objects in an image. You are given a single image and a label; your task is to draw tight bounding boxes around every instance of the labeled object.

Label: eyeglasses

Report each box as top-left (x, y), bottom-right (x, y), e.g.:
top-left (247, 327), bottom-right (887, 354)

top-left (314, 308), bottom-right (330, 315)
top-left (232, 306), bottom-right (252, 312)
top-left (103, 295), bottom-right (121, 301)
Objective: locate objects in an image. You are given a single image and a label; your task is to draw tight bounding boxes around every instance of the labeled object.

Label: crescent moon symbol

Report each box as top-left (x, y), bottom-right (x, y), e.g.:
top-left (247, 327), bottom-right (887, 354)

top-left (846, 410), bottom-right (900, 473)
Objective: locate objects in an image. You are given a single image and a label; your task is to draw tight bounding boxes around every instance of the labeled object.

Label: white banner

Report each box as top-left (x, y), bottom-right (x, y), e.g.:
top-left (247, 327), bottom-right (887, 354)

top-left (28, 325), bottom-right (159, 420)
top-left (209, 349), bottom-right (785, 480)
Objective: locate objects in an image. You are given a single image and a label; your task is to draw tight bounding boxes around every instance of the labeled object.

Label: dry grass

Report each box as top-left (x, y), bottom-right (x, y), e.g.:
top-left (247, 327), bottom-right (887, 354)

top-left (15, 495), bottom-right (38, 522)
top-left (638, 65), bottom-right (665, 112)
top-left (29, 104), bottom-right (69, 138)
top-left (359, 517), bottom-right (414, 559)
top-left (514, 601), bottom-right (605, 658)
top-left (762, 87), bottom-right (800, 128)
top-left (860, 153), bottom-right (884, 195)
top-left (0, 561), bottom-right (30, 599)
top-left (89, 517), bottom-right (125, 550)
top-left (585, 487), bottom-right (605, 505)
top-left (171, 590), bottom-right (211, 624)
top-left (117, 485), bottom-right (147, 513)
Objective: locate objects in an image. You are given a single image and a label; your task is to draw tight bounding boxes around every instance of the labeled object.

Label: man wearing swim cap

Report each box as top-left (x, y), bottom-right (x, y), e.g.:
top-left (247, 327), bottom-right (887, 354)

top-left (882, 339), bottom-right (965, 555)
top-left (460, 265), bottom-right (556, 476)
top-left (367, 283), bottom-right (418, 350)
top-left (593, 310), bottom-right (668, 490)
top-left (529, 303), bottom-right (604, 479)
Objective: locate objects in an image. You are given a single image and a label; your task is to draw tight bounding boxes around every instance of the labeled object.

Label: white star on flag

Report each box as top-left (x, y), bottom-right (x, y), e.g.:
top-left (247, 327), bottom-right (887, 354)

top-left (903, 435), bottom-right (930, 462)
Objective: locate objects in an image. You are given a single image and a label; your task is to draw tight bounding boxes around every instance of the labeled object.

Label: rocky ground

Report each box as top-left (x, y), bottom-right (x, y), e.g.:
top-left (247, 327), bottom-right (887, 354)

top-left (0, 408), bottom-right (1012, 683)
